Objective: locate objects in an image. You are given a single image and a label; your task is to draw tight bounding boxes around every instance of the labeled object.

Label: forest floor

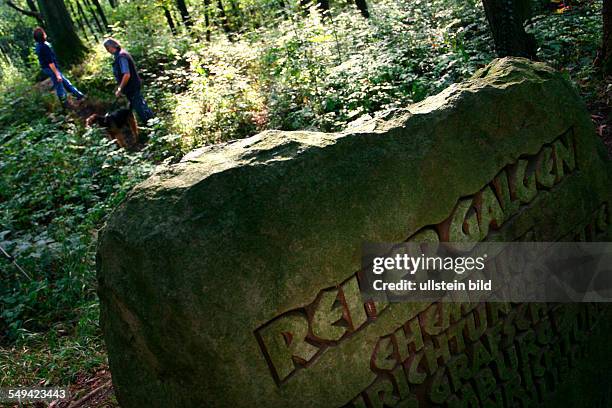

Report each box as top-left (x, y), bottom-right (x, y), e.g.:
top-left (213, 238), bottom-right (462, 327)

top-left (50, 369), bottom-right (114, 408)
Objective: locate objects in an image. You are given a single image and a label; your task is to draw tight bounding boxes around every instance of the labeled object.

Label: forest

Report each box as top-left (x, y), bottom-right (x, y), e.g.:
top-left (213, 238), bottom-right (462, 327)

top-left (0, 0), bottom-right (611, 405)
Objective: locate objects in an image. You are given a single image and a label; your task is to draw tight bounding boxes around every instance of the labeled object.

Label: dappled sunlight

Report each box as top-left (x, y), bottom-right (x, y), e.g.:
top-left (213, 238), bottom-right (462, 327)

top-left (0, 58), bottom-right (26, 94)
top-left (169, 39), bottom-right (266, 147)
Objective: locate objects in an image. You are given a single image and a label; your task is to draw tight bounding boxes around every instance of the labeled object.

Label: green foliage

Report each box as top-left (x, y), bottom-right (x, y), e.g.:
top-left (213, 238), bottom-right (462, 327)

top-left (0, 299), bottom-right (106, 386)
top-left (529, 1), bottom-right (603, 100)
top-left (0, 6), bottom-right (34, 67)
top-left (0, 76), bottom-right (49, 131)
top-left (0, 116), bottom-right (154, 343)
top-left (171, 40), bottom-right (265, 147)
top-left (0, 101), bottom-right (157, 385)
top-left (161, 0), bottom-right (496, 143)
top-left (259, 0), bottom-right (494, 131)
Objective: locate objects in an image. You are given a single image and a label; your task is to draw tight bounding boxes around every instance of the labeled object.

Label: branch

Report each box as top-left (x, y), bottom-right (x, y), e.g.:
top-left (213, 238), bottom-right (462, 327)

top-left (5, 1), bottom-right (44, 23)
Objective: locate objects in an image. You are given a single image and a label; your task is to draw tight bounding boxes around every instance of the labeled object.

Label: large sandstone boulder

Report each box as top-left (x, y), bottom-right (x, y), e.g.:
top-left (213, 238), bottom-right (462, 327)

top-left (97, 58), bottom-right (612, 408)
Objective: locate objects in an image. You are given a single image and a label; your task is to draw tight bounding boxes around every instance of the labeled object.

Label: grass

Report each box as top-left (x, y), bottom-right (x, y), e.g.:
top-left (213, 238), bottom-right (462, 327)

top-left (0, 301), bottom-right (104, 387)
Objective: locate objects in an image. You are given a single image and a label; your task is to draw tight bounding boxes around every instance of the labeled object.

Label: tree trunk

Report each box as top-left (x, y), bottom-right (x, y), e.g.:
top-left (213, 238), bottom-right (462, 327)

top-left (108, 0), bottom-right (117, 7)
top-left (76, 0), bottom-right (99, 41)
top-left (36, 0), bottom-right (87, 65)
top-left (299, 0), bottom-right (310, 15)
top-left (316, 0), bottom-right (329, 17)
top-left (204, 0), bottom-right (211, 42)
top-left (354, 0), bottom-right (369, 18)
top-left (26, 0), bottom-right (40, 14)
top-left (481, 0), bottom-right (536, 59)
top-left (90, 0), bottom-right (109, 29)
top-left (604, 0), bottom-right (612, 74)
top-left (175, 0), bottom-right (193, 27)
top-left (67, 0), bottom-right (91, 41)
top-left (217, 0), bottom-right (231, 35)
top-left (228, 0), bottom-right (243, 31)
top-left (162, 5), bottom-right (177, 35)
top-left (84, 0), bottom-right (105, 32)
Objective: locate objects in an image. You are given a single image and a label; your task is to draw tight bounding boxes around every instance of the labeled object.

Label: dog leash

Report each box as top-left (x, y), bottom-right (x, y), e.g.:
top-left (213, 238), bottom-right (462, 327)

top-left (0, 244), bottom-right (32, 281)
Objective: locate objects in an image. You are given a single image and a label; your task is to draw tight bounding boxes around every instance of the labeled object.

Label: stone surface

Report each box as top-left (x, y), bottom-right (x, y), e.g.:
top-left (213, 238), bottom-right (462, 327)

top-left (97, 58), bottom-right (612, 408)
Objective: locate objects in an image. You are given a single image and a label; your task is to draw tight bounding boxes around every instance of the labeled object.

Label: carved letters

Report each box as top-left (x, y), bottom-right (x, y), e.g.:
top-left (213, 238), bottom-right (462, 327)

top-left (254, 128), bottom-right (610, 406)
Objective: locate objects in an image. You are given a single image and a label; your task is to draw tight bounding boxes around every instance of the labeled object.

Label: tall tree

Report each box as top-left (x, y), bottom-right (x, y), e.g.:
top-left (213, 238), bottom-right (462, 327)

top-left (217, 0), bottom-right (231, 35)
top-left (83, 0), bottom-right (105, 33)
top-left (66, 0), bottom-right (92, 41)
top-left (24, 0), bottom-right (43, 20)
top-left (203, 0), bottom-right (211, 41)
top-left (603, 0), bottom-right (612, 74)
top-left (75, 0), bottom-right (99, 41)
top-left (90, 0), bottom-right (109, 29)
top-left (481, 0), bottom-right (536, 59)
top-left (228, 0), bottom-right (243, 30)
top-left (161, 4), bottom-right (177, 35)
top-left (175, 0), bottom-right (192, 27)
top-left (354, 0), bottom-right (368, 18)
top-left (36, 0), bottom-right (87, 65)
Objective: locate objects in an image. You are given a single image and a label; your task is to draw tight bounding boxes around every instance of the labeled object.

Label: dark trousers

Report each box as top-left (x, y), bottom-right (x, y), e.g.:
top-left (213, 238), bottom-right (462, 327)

top-left (42, 67), bottom-right (84, 102)
top-left (126, 90), bottom-right (154, 123)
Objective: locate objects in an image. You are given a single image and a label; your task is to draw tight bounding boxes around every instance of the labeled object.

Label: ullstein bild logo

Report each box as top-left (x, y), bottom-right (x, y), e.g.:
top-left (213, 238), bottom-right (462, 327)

top-left (360, 242), bottom-right (612, 303)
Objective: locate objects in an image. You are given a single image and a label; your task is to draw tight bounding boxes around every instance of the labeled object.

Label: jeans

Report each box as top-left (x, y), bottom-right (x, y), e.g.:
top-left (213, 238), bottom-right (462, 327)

top-left (42, 67), bottom-right (84, 101)
top-left (126, 90), bottom-right (154, 123)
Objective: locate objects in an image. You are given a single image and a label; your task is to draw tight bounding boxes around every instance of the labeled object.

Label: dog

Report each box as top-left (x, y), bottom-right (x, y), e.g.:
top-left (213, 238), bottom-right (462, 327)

top-left (86, 109), bottom-right (139, 149)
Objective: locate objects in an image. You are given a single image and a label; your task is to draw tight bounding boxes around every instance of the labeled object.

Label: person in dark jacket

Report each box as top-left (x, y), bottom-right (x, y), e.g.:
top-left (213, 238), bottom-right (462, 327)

top-left (33, 27), bottom-right (85, 106)
top-left (103, 38), bottom-right (154, 123)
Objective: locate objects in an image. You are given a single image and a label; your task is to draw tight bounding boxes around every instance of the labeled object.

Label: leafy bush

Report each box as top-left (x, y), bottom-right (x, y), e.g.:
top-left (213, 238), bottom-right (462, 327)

top-left (258, 0), bottom-right (495, 131)
top-left (0, 115), bottom-right (153, 345)
top-left (158, 0), bottom-right (496, 142)
top-left (171, 40), bottom-right (266, 147)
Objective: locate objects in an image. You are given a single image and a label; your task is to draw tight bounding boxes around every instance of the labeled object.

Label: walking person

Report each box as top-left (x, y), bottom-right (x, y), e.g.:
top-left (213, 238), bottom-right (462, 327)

top-left (103, 38), bottom-right (154, 123)
top-left (33, 27), bottom-right (85, 107)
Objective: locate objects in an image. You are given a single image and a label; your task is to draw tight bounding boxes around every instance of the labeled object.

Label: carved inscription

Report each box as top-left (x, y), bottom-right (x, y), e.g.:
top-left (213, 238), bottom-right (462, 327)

top-left (343, 203), bottom-right (609, 407)
top-left (345, 302), bottom-right (607, 408)
top-left (254, 129), bottom-right (608, 391)
top-left (434, 129), bottom-right (577, 244)
top-left (256, 274), bottom-right (387, 383)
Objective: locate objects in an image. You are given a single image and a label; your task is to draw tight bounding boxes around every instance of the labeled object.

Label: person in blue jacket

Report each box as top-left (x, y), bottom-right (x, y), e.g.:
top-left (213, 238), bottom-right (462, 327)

top-left (33, 27), bottom-right (85, 106)
top-left (103, 38), bottom-right (154, 123)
